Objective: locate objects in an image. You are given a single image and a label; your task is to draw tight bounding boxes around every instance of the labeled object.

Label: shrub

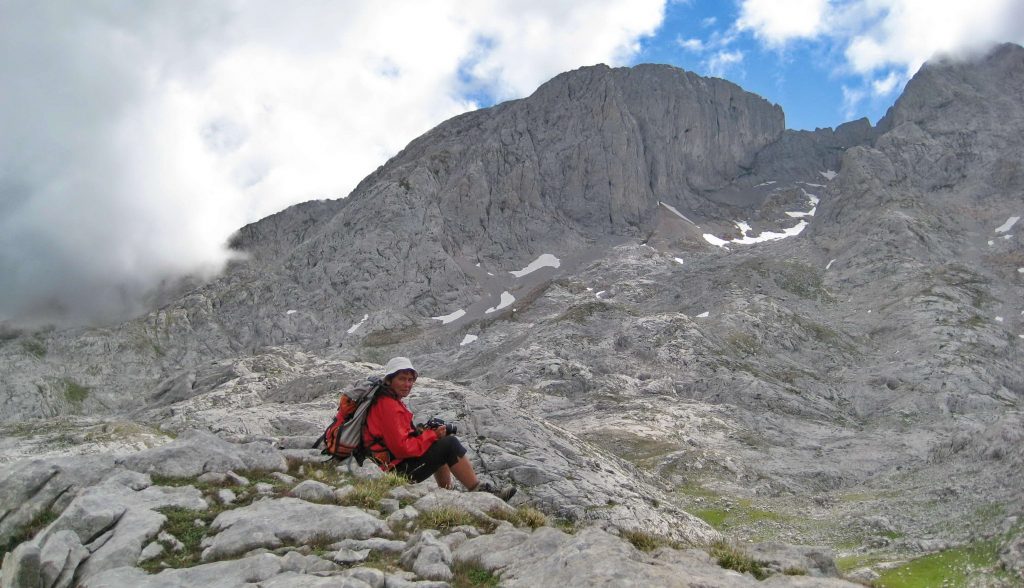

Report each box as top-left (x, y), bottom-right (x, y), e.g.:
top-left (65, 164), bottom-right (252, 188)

top-left (709, 541), bottom-right (768, 580)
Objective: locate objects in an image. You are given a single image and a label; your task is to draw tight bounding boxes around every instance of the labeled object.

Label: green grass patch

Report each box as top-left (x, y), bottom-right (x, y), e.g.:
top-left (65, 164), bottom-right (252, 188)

top-left (1, 508), bottom-right (58, 562)
top-left (691, 500), bottom-right (788, 531)
top-left (693, 508), bottom-right (729, 529)
top-left (709, 540), bottom-right (768, 580)
top-left (63, 379), bottom-right (90, 405)
top-left (142, 505), bottom-right (224, 571)
top-left (337, 472), bottom-right (408, 510)
top-left (874, 539), bottom-right (1008, 587)
top-left (452, 559), bottom-right (500, 588)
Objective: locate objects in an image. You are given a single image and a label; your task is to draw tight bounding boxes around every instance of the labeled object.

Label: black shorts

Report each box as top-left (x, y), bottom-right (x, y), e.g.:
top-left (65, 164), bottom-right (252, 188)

top-left (394, 435), bottom-right (467, 483)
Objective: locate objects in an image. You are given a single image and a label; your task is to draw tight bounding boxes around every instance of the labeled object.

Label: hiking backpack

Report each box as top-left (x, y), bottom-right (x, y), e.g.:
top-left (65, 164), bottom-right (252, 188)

top-left (313, 376), bottom-right (384, 464)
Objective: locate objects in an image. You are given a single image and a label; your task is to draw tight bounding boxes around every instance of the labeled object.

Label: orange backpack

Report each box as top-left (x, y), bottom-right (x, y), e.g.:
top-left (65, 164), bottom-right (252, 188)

top-left (313, 376), bottom-right (383, 464)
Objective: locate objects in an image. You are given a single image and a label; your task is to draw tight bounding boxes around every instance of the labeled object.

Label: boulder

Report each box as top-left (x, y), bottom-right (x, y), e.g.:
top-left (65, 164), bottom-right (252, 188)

top-left (200, 497), bottom-right (389, 561)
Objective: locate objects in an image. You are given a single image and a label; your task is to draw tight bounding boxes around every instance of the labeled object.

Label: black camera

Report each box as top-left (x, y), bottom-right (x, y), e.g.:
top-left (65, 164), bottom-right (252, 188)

top-left (424, 417), bottom-right (457, 436)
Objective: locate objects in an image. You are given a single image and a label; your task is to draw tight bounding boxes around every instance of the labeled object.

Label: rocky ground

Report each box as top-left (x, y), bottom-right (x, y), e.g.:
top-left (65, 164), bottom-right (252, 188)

top-left (2, 427), bottom-right (866, 587)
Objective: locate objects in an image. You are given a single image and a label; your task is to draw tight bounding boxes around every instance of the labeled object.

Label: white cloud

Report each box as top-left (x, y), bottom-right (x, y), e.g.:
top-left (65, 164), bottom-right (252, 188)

top-left (736, 0), bottom-right (828, 45)
top-left (706, 50), bottom-right (745, 77)
top-left (735, 0), bottom-right (1024, 100)
top-left (677, 37), bottom-right (706, 52)
top-left (0, 0), bottom-right (665, 325)
top-left (842, 0), bottom-right (1024, 75)
top-left (871, 71), bottom-right (901, 96)
top-left (841, 85), bottom-right (868, 119)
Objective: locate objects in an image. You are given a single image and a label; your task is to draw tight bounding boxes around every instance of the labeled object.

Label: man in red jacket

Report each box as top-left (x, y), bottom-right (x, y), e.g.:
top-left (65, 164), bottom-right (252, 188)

top-left (363, 357), bottom-right (516, 501)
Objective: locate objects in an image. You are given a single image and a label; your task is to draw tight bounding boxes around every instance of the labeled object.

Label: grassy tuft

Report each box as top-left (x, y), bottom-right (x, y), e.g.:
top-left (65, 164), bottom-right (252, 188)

top-left (452, 559), bottom-right (500, 588)
top-left (621, 529), bottom-right (683, 552)
top-left (487, 505), bottom-right (547, 529)
top-left (337, 472), bottom-right (408, 510)
top-left (415, 506), bottom-right (496, 533)
top-left (709, 541), bottom-right (768, 580)
top-left (1, 509), bottom-right (58, 562)
top-left (63, 379), bottom-right (90, 405)
top-left (21, 339), bottom-right (47, 358)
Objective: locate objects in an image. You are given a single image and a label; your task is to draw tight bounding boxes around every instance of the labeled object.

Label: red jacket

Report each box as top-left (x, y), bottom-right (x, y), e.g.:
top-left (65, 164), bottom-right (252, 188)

top-left (363, 390), bottom-right (438, 469)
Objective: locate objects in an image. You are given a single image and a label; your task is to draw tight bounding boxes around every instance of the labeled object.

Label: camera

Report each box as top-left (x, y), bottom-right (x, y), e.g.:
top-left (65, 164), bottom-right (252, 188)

top-left (424, 417), bottom-right (457, 436)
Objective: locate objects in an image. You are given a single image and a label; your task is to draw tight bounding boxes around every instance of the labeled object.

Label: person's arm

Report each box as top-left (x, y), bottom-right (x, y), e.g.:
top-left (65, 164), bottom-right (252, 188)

top-left (374, 397), bottom-right (439, 459)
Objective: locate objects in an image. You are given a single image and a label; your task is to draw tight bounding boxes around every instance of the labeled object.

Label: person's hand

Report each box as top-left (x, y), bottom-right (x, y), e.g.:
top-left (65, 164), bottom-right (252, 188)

top-left (433, 425), bottom-right (447, 438)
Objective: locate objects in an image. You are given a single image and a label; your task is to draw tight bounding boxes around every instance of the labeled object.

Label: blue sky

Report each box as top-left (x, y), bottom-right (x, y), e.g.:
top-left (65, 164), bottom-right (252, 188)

top-left (635, 0), bottom-right (1024, 131)
top-left (638, 2), bottom-right (871, 131)
top-left (2, 0), bottom-right (1023, 324)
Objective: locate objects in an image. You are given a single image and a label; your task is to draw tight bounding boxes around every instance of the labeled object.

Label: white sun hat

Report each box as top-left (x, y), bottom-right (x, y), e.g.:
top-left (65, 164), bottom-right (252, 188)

top-left (383, 357), bottom-right (417, 379)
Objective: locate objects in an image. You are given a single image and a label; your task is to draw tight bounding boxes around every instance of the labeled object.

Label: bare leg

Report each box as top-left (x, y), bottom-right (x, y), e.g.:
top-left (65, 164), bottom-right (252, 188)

top-left (433, 465), bottom-right (453, 489)
top-left (444, 456), bottom-right (479, 490)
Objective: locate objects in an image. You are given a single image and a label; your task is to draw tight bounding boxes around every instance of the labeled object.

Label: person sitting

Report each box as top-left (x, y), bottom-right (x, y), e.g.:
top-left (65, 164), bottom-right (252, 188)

top-left (362, 356), bottom-right (516, 501)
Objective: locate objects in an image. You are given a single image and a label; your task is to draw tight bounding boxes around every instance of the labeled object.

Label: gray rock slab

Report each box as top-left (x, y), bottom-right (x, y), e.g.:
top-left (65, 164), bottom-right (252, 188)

top-left (201, 497), bottom-right (389, 561)
top-left (412, 488), bottom-right (512, 518)
top-left (290, 479), bottom-right (337, 503)
top-left (80, 553), bottom-right (285, 588)
top-left (454, 525), bottom-right (754, 587)
top-left (1, 541), bottom-right (41, 588)
top-left (39, 529), bottom-right (89, 588)
top-left (744, 542), bottom-right (840, 577)
top-left (0, 456), bottom-right (117, 548)
top-left (117, 429), bottom-right (286, 477)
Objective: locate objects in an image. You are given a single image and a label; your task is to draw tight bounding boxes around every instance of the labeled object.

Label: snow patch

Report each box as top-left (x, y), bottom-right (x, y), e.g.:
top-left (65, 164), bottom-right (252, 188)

top-left (995, 216), bottom-right (1020, 233)
top-left (988, 240), bottom-right (995, 246)
top-left (1018, 268), bottom-right (1024, 273)
top-left (485, 292), bottom-right (515, 313)
top-left (286, 310), bottom-right (297, 315)
top-left (347, 314), bottom-right (369, 334)
top-left (706, 191), bottom-right (815, 247)
top-left (460, 334), bottom-right (478, 346)
top-left (696, 311), bottom-right (709, 318)
top-left (820, 170), bottom-right (838, 180)
top-left (826, 259), bottom-right (836, 270)
top-left (996, 316), bottom-right (1004, 323)
top-left (511, 254), bottom-right (560, 277)
top-left (595, 291), bottom-right (606, 298)
top-left (755, 180), bottom-right (777, 187)
top-left (432, 309), bottom-right (466, 324)
top-left (703, 233), bottom-right (731, 249)
top-left (674, 257), bottom-right (685, 265)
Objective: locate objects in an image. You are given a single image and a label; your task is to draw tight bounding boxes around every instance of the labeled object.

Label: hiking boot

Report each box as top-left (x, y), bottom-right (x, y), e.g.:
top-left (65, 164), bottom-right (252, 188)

top-left (473, 481), bottom-right (517, 502)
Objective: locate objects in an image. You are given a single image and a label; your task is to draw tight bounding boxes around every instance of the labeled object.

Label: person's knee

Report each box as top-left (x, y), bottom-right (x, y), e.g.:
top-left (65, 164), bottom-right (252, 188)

top-left (437, 435), bottom-right (466, 465)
